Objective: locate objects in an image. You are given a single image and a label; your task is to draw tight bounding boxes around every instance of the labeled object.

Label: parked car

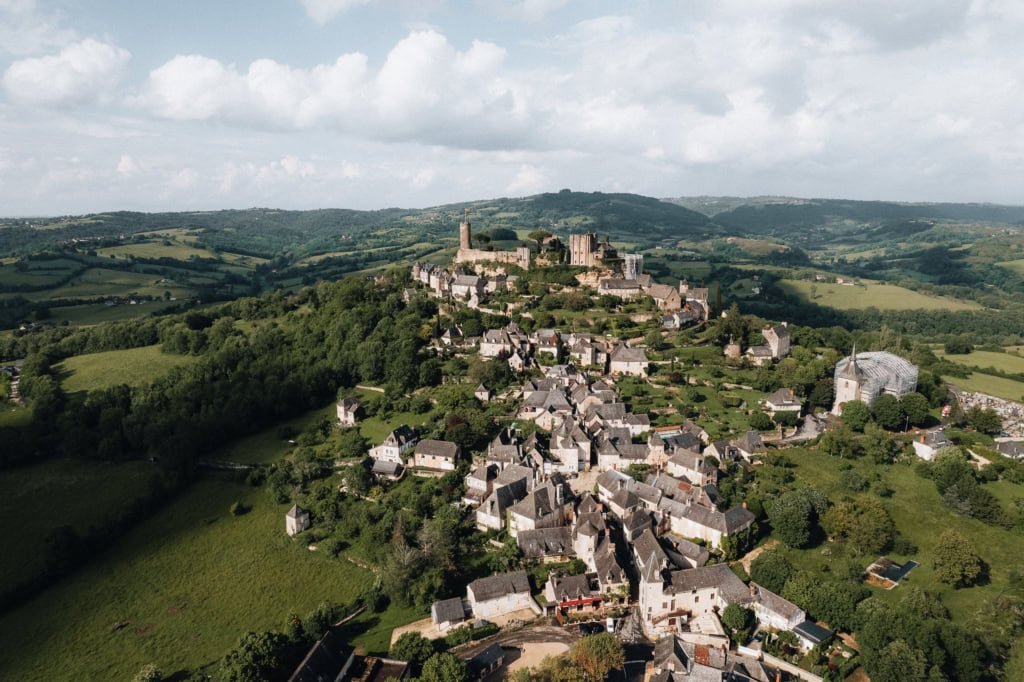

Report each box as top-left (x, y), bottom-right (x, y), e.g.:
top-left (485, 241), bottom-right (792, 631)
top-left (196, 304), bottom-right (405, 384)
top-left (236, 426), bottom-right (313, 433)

top-left (580, 622), bottom-right (605, 636)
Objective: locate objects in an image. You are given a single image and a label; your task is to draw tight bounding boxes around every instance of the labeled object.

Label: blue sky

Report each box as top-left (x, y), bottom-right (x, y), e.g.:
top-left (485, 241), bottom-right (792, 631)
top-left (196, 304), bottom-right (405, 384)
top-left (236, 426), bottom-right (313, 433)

top-left (1, 0), bottom-right (1022, 215)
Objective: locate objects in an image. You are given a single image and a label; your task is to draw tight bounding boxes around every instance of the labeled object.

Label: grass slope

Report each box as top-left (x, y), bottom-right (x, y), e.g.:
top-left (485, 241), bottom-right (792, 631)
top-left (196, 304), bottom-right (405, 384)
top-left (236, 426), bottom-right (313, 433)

top-left (775, 448), bottom-right (1024, 627)
top-left (0, 476), bottom-right (372, 681)
top-left (948, 373), bottom-right (1024, 402)
top-left (0, 458), bottom-right (158, 588)
top-left (57, 345), bottom-right (196, 394)
top-left (777, 279), bottom-right (980, 311)
top-left (933, 349), bottom-right (1024, 375)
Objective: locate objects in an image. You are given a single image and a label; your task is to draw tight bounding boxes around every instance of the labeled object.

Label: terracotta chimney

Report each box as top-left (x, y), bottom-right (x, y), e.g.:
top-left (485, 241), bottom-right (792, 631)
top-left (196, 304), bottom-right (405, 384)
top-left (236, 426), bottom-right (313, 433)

top-left (742, 501), bottom-right (748, 509)
top-left (920, 434), bottom-right (926, 443)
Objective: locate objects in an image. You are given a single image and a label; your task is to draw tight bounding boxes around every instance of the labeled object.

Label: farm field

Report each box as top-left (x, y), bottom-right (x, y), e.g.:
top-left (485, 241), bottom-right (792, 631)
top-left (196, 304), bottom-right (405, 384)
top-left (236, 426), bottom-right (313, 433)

top-left (0, 458), bottom-right (159, 589)
top-left (777, 279), bottom-right (981, 311)
top-left (50, 300), bottom-right (182, 326)
top-left (18, 267), bottom-right (194, 302)
top-left (98, 241), bottom-right (219, 261)
top-left (996, 258), bottom-right (1024, 275)
top-left (947, 373), bottom-right (1024, 402)
top-left (57, 345), bottom-right (197, 394)
top-left (933, 349), bottom-right (1024, 375)
top-left (0, 475), bottom-right (373, 681)
top-left (772, 448), bottom-right (1024, 629)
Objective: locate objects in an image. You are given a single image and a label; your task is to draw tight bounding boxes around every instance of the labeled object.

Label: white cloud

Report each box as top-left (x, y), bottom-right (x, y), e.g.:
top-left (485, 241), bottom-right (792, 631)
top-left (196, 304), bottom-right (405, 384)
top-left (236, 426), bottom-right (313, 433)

top-left (0, 0), bottom-right (77, 56)
top-left (483, 0), bottom-right (570, 22)
top-left (116, 154), bottom-right (139, 176)
top-left (3, 38), bottom-right (130, 106)
top-left (505, 163), bottom-right (551, 195)
top-left (299, 0), bottom-right (373, 25)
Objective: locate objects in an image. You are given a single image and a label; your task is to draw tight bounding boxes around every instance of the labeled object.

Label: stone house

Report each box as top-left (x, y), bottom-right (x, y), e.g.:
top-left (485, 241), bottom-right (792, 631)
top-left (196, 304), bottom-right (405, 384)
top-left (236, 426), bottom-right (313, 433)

top-left (286, 504), bottom-right (311, 536)
top-left (369, 425), bottom-right (418, 464)
top-left (412, 439), bottom-right (459, 472)
top-left (609, 344), bottom-right (649, 377)
top-left (336, 397), bottom-right (361, 426)
top-left (467, 570), bottom-right (535, 619)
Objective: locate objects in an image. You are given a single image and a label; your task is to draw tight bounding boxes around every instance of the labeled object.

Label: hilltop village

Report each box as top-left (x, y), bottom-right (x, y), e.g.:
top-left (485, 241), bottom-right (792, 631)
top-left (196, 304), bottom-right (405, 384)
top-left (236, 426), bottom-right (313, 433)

top-left (280, 218), bottom-right (1023, 682)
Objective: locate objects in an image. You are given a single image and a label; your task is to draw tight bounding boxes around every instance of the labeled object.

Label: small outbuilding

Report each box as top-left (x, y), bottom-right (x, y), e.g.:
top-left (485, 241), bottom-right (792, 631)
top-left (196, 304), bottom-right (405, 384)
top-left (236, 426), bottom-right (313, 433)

top-left (286, 504), bottom-right (311, 536)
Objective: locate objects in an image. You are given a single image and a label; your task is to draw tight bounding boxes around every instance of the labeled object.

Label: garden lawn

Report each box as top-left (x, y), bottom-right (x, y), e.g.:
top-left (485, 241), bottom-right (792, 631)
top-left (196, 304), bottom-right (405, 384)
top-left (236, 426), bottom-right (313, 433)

top-left (57, 344), bottom-right (196, 394)
top-left (0, 457), bottom-right (158, 589)
top-left (772, 448), bottom-right (1024, 629)
top-left (0, 476), bottom-right (373, 681)
top-left (777, 279), bottom-right (980, 311)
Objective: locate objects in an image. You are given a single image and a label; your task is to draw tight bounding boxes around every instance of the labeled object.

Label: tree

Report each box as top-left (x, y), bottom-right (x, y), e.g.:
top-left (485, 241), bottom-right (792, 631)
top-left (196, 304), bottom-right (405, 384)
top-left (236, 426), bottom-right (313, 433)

top-left (823, 497), bottom-right (894, 555)
top-left (820, 424), bottom-right (857, 459)
top-left (871, 394), bottom-right (904, 431)
top-left (219, 631), bottom-right (290, 682)
top-left (420, 652), bottom-right (469, 682)
top-left (932, 530), bottom-right (983, 588)
top-left (749, 550), bottom-right (794, 593)
top-left (900, 392), bottom-right (930, 428)
top-left (569, 633), bottom-right (624, 682)
top-left (964, 405), bottom-right (1001, 434)
top-left (749, 410), bottom-right (774, 431)
top-left (527, 230), bottom-right (553, 250)
top-left (766, 488), bottom-right (828, 548)
top-left (390, 632), bottom-right (437, 675)
top-left (840, 400), bottom-right (869, 431)
top-left (870, 639), bottom-right (928, 682)
top-left (721, 603), bottom-right (755, 643)
top-left (773, 410), bottom-right (799, 428)
top-left (335, 428), bottom-right (368, 460)
top-left (863, 423), bottom-right (898, 464)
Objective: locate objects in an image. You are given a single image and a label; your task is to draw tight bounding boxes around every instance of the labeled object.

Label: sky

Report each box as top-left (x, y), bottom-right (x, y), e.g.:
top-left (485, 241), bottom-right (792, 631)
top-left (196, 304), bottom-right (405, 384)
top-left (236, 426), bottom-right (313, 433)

top-left (0, 0), bottom-right (1022, 215)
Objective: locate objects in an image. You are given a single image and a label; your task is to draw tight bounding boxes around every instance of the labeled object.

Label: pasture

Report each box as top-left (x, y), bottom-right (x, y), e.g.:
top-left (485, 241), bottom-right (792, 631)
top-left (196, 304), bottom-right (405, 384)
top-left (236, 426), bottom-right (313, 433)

top-left (777, 279), bottom-right (981, 311)
top-left (50, 300), bottom-right (182, 326)
top-left (57, 345), bottom-right (196, 394)
top-left (933, 349), bottom-right (1024, 375)
top-left (947, 373), bottom-right (1024, 402)
top-left (0, 475), bottom-right (372, 681)
top-left (0, 458), bottom-right (159, 589)
top-left (770, 447), bottom-right (1024, 629)
top-left (98, 241), bottom-right (219, 261)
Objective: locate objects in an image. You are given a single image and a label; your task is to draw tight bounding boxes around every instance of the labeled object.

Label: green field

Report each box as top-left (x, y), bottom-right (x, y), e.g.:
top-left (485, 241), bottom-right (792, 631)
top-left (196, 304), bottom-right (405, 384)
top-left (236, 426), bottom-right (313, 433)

top-left (947, 373), bottom-right (1024, 402)
top-left (0, 403), bottom-right (31, 427)
top-left (996, 258), bottom-right (1024, 275)
top-left (772, 448), bottom-right (1024, 628)
top-left (49, 300), bottom-right (183, 326)
top-left (98, 241), bottom-right (219, 261)
top-left (0, 458), bottom-right (159, 589)
top-left (57, 345), bottom-right (196, 394)
top-left (0, 476), bottom-right (373, 681)
top-left (17, 267), bottom-right (193, 302)
top-left (934, 349), bottom-right (1024, 375)
top-left (778, 279), bottom-right (981, 311)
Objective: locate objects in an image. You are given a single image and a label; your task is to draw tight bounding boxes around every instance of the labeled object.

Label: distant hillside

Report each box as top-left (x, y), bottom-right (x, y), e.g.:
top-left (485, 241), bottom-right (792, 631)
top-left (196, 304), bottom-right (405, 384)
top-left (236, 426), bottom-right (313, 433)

top-left (665, 196), bottom-right (1024, 234)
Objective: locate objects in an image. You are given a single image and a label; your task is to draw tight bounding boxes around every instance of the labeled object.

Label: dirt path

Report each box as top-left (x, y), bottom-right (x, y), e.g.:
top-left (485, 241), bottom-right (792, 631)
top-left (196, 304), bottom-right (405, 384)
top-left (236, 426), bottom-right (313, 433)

top-left (736, 539), bottom-right (779, 574)
top-left (506, 642), bottom-right (570, 671)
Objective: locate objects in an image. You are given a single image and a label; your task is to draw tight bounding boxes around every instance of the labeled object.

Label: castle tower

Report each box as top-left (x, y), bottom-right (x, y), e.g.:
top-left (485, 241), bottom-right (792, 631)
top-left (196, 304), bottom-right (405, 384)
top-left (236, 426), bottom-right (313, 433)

top-left (459, 208), bottom-right (472, 250)
top-left (833, 344), bottom-right (864, 415)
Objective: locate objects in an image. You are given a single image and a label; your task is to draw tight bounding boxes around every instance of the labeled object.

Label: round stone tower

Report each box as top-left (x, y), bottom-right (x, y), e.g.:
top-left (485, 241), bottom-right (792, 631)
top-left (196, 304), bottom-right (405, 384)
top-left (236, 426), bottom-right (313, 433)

top-left (459, 220), bottom-right (472, 250)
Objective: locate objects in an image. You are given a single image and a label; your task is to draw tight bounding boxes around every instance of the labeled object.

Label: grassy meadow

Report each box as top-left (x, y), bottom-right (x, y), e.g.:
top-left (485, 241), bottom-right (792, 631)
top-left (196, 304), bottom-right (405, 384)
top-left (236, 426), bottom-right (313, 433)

top-left (933, 349), bottom-right (1024, 375)
top-left (57, 345), bottom-right (196, 394)
top-left (947, 373), bottom-right (1024, 402)
top-left (777, 279), bottom-right (981, 311)
top-left (0, 458), bottom-right (159, 589)
top-left (768, 447), bottom-right (1024, 627)
top-left (0, 475), bottom-right (374, 681)
top-left (49, 300), bottom-right (183, 326)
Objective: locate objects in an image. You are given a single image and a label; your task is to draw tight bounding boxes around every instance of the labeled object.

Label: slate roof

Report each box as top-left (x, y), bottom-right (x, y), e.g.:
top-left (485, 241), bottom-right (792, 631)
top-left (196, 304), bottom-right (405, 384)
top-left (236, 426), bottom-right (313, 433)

top-left (649, 283), bottom-right (679, 301)
top-left (414, 439), bottom-right (458, 460)
top-left (468, 570), bottom-right (531, 602)
top-left (793, 620), bottom-right (833, 645)
top-left (594, 537), bottom-right (627, 585)
top-left (383, 425), bottom-right (419, 447)
top-left (287, 504), bottom-right (308, 519)
top-left (668, 563), bottom-right (750, 604)
top-left (468, 643), bottom-right (505, 677)
top-left (632, 528), bottom-right (668, 569)
top-left (371, 460), bottom-right (402, 477)
top-left (549, 573), bottom-right (593, 601)
top-left (766, 388), bottom-right (801, 408)
top-left (997, 441), bottom-right (1024, 459)
top-left (610, 344), bottom-right (649, 364)
top-left (518, 527), bottom-right (574, 559)
top-left (749, 582), bottom-right (803, 621)
top-left (660, 533), bottom-right (711, 568)
top-left (288, 630), bottom-right (353, 682)
top-left (431, 597), bottom-right (467, 625)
